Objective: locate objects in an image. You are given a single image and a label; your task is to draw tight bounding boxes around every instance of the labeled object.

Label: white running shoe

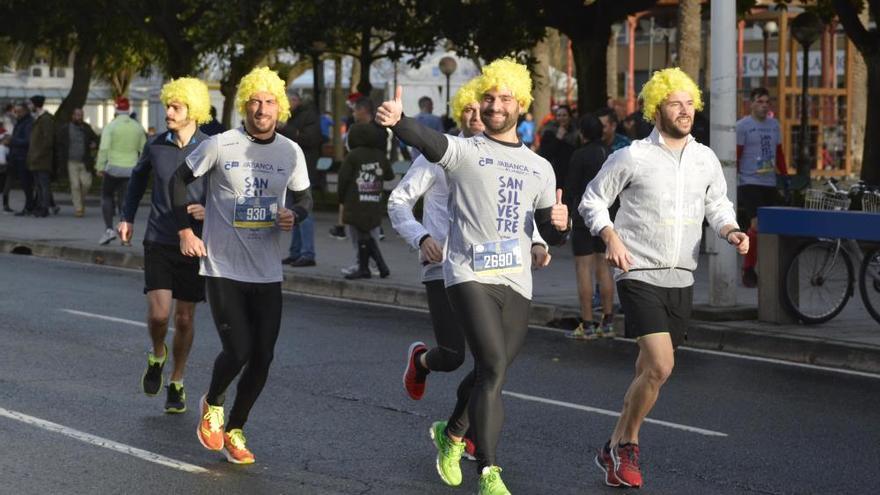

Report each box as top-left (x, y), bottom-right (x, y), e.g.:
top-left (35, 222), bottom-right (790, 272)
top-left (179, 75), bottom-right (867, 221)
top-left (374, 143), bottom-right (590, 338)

top-left (98, 228), bottom-right (117, 245)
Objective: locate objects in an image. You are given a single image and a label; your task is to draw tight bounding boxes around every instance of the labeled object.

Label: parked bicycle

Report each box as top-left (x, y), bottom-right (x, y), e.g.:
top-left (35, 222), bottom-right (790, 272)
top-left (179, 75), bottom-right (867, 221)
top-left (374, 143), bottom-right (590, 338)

top-left (780, 179), bottom-right (880, 325)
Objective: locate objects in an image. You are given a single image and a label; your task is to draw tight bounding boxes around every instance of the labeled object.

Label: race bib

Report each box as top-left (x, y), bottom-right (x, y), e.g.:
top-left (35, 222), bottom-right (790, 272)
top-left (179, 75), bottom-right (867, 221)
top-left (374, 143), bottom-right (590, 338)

top-left (472, 239), bottom-right (523, 276)
top-left (233, 196), bottom-right (277, 228)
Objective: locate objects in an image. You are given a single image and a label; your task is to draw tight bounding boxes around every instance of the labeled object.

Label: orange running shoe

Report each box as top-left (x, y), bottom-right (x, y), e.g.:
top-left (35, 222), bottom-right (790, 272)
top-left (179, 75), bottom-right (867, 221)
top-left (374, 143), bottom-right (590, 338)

top-left (223, 429), bottom-right (255, 464)
top-left (196, 394), bottom-right (224, 451)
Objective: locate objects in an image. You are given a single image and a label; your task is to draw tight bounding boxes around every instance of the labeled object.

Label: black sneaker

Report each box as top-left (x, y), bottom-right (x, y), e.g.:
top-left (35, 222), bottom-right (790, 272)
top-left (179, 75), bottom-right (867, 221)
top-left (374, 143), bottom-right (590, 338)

top-left (289, 257), bottom-right (316, 267)
top-left (164, 382), bottom-right (186, 414)
top-left (141, 344), bottom-right (167, 396)
top-left (328, 225), bottom-right (347, 239)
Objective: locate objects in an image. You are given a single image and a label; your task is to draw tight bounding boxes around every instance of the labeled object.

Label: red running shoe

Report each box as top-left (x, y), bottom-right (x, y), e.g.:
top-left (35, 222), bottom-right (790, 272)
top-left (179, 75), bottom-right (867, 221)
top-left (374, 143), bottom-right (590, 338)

top-left (593, 443), bottom-right (621, 487)
top-left (463, 436), bottom-right (477, 461)
top-left (611, 443), bottom-right (642, 488)
top-left (402, 341), bottom-right (428, 400)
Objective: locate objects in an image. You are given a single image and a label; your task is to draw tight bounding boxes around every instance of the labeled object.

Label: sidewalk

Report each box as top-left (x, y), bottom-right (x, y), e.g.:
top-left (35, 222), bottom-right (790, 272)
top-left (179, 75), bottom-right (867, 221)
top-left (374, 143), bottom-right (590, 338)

top-left (3, 192), bottom-right (879, 373)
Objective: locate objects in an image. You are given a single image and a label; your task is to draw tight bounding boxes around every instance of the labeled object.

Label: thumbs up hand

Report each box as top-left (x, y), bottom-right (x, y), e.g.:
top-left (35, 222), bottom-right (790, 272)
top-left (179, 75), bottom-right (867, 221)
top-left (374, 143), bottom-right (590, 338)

top-left (376, 85), bottom-right (404, 127)
top-left (551, 189), bottom-right (569, 231)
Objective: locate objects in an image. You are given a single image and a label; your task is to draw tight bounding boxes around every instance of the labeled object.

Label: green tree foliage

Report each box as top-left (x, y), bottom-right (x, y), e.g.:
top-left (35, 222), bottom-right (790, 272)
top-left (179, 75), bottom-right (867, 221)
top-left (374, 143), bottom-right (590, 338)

top-left (831, 0), bottom-right (878, 184)
top-left (0, 0), bottom-right (152, 124)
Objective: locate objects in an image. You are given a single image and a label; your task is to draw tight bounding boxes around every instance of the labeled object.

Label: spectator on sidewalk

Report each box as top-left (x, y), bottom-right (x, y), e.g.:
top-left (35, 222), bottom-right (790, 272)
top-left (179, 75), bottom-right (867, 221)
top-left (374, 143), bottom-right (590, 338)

top-left (337, 122), bottom-right (394, 279)
top-left (199, 106), bottom-right (226, 136)
top-left (331, 96), bottom-right (385, 242)
top-left (517, 112), bottom-right (536, 150)
top-left (279, 91), bottom-right (322, 267)
top-left (564, 113), bottom-right (616, 340)
top-left (1, 103), bottom-right (14, 134)
top-left (10, 102), bottom-right (34, 215)
top-left (622, 99), bottom-right (653, 140)
top-left (410, 96), bottom-right (444, 161)
top-left (56, 108), bottom-right (98, 217)
top-left (538, 104), bottom-right (579, 189)
top-left (96, 97), bottom-right (147, 245)
top-left (26, 95), bottom-right (55, 218)
top-left (596, 107), bottom-right (631, 152)
top-left (736, 87), bottom-right (787, 288)
top-left (0, 132), bottom-right (9, 212)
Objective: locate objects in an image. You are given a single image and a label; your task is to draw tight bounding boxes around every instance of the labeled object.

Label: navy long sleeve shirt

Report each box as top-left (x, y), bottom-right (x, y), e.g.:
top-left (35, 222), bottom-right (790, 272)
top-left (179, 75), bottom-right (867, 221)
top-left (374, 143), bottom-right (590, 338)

top-left (122, 130), bottom-right (207, 245)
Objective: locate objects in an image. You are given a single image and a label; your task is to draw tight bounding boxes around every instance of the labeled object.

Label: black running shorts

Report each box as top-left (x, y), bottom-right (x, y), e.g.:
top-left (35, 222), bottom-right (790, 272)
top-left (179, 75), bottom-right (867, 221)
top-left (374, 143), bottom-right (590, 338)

top-left (616, 279), bottom-right (693, 348)
top-left (737, 184), bottom-right (782, 227)
top-left (571, 228), bottom-right (606, 257)
top-left (143, 241), bottom-right (205, 302)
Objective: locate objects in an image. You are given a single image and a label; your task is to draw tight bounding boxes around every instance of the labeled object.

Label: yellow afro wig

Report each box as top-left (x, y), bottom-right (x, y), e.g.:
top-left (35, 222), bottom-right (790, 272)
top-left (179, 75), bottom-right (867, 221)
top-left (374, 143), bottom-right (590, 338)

top-left (450, 78), bottom-right (481, 127)
top-left (235, 66), bottom-right (291, 123)
top-left (638, 67), bottom-right (703, 122)
top-left (475, 58), bottom-right (533, 112)
top-left (160, 77), bottom-right (212, 125)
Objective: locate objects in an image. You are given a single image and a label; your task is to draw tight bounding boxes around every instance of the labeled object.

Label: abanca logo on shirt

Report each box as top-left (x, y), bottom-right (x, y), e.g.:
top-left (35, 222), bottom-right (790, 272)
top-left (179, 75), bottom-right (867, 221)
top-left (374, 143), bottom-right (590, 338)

top-left (479, 156), bottom-right (531, 176)
top-left (224, 160), bottom-right (276, 172)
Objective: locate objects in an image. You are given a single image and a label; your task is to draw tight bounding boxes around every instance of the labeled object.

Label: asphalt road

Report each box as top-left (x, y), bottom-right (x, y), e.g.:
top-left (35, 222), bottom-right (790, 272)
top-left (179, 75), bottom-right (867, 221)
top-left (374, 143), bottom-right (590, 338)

top-left (1, 253), bottom-right (878, 495)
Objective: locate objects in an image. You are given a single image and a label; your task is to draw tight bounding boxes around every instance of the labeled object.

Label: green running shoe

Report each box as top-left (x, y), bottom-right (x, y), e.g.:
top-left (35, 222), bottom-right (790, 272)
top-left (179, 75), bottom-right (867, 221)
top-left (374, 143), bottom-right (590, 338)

top-left (429, 421), bottom-right (464, 486)
top-left (142, 344), bottom-right (167, 396)
top-left (479, 466), bottom-right (511, 495)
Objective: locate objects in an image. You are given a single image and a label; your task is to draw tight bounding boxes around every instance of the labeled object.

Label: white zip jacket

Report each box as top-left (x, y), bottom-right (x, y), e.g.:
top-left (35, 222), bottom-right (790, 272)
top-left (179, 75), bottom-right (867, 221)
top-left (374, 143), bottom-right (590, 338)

top-left (389, 153), bottom-right (548, 283)
top-left (578, 128), bottom-right (737, 288)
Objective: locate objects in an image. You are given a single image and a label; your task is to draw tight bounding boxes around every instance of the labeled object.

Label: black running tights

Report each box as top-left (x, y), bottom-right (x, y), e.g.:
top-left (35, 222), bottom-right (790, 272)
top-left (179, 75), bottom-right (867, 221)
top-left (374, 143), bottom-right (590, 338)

top-left (205, 277), bottom-right (282, 430)
top-left (423, 280), bottom-right (466, 372)
top-left (444, 282), bottom-right (530, 471)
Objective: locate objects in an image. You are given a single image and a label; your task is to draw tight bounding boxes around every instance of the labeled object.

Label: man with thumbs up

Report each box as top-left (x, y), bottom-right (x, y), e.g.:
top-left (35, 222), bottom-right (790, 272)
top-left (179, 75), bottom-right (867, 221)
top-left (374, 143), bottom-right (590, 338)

top-left (378, 59), bottom-right (569, 495)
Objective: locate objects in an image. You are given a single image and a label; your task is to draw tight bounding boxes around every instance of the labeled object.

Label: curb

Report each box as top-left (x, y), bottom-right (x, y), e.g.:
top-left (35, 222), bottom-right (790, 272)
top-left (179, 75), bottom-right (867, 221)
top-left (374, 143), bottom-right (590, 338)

top-left (685, 323), bottom-right (880, 374)
top-left (4, 237), bottom-right (880, 374)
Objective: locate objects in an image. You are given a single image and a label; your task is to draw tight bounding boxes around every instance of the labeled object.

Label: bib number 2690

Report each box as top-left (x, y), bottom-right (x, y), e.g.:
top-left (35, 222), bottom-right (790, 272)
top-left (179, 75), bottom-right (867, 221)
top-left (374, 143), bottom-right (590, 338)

top-left (472, 239), bottom-right (522, 276)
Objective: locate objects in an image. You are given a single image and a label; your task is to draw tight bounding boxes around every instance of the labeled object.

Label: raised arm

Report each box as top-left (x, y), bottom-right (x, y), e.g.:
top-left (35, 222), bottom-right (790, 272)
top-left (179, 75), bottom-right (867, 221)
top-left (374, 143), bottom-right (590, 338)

top-left (375, 86), bottom-right (448, 163)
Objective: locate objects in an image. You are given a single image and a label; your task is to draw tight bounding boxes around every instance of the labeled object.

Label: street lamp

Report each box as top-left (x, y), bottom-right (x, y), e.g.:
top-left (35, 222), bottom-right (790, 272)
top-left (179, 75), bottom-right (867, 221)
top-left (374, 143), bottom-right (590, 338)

top-left (762, 20), bottom-right (778, 89)
top-left (791, 11), bottom-right (823, 186)
top-left (438, 56), bottom-right (457, 117)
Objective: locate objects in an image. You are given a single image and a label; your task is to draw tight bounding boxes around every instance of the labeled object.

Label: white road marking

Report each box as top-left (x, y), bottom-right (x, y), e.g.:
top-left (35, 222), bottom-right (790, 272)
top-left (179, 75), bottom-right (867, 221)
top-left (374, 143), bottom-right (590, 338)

top-left (502, 391), bottom-right (728, 437)
top-left (0, 407), bottom-right (209, 473)
top-left (53, 269), bottom-right (879, 381)
top-left (61, 309), bottom-right (174, 333)
top-left (676, 346), bottom-right (880, 380)
top-left (285, 293), bottom-right (880, 380)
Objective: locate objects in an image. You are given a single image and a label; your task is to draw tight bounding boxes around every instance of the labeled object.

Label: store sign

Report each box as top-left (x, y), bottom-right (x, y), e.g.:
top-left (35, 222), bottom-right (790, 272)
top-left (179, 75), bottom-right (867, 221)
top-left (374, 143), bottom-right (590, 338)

top-left (741, 50), bottom-right (845, 78)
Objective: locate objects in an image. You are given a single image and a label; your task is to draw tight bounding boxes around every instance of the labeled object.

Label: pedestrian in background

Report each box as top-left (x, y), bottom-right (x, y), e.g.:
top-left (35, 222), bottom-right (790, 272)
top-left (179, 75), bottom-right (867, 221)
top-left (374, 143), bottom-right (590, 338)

top-left (565, 113), bottom-right (616, 340)
top-left (199, 106), bottom-right (226, 136)
top-left (338, 122), bottom-right (393, 279)
top-left (516, 112), bottom-right (535, 149)
top-left (0, 131), bottom-right (9, 211)
top-left (56, 107), bottom-right (98, 217)
top-left (26, 95), bottom-right (55, 218)
top-left (279, 91), bottom-right (322, 268)
top-left (96, 97), bottom-right (147, 245)
top-left (735, 86), bottom-right (787, 288)
top-left (596, 107), bottom-right (631, 152)
top-left (10, 102), bottom-right (34, 215)
top-left (538, 104), bottom-right (579, 189)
